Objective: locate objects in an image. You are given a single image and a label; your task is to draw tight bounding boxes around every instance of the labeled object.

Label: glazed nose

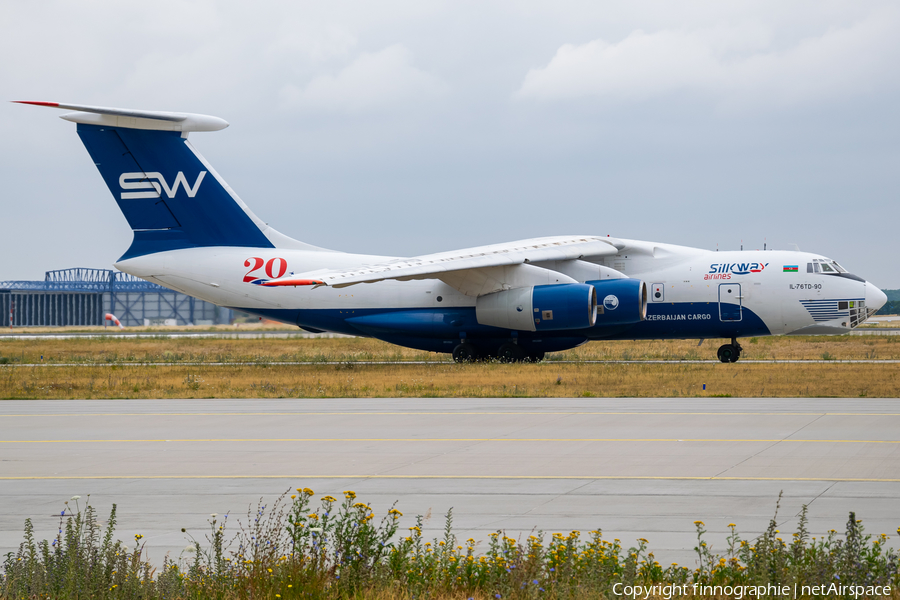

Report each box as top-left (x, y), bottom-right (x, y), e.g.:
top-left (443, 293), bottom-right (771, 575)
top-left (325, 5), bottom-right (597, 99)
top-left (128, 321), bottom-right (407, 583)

top-left (865, 283), bottom-right (887, 312)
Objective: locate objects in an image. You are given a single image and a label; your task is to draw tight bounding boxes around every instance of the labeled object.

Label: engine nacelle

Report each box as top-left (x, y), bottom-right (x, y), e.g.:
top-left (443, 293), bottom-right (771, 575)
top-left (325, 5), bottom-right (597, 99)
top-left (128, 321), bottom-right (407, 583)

top-left (476, 283), bottom-right (597, 332)
top-left (585, 279), bottom-right (647, 325)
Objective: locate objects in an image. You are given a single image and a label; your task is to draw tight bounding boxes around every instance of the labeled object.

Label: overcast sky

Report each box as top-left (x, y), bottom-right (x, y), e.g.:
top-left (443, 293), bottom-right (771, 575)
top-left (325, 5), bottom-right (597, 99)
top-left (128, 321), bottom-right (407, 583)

top-left (2, 0), bottom-right (898, 287)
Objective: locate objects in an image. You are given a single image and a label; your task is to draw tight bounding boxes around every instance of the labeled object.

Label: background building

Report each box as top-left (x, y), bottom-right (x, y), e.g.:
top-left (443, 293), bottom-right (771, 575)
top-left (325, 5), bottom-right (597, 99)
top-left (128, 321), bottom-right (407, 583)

top-left (0, 268), bottom-right (231, 327)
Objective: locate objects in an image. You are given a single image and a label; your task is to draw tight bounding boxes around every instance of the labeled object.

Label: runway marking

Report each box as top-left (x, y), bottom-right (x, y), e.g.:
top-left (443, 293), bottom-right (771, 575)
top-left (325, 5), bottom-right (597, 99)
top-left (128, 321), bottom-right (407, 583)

top-left (3, 412), bottom-right (900, 417)
top-left (3, 437), bottom-right (899, 444)
top-left (3, 475), bottom-right (900, 482)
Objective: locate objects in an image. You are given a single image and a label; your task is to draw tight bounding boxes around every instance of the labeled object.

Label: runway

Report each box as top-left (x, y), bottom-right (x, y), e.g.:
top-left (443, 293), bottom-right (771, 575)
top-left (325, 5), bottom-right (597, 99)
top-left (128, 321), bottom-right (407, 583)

top-left (2, 398), bottom-right (899, 566)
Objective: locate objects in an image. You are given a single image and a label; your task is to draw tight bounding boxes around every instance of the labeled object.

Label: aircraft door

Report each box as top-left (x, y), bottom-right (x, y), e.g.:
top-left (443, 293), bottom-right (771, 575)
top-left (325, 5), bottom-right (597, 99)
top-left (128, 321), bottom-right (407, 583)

top-left (651, 283), bottom-right (665, 302)
top-left (719, 283), bottom-right (742, 322)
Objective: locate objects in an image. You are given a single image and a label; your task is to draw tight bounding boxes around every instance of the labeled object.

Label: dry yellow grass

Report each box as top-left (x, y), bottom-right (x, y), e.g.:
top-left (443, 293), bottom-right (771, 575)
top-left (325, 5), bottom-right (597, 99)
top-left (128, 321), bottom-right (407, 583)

top-left (2, 361), bottom-right (897, 399)
top-left (2, 334), bottom-right (898, 398)
top-left (1, 333), bottom-right (899, 363)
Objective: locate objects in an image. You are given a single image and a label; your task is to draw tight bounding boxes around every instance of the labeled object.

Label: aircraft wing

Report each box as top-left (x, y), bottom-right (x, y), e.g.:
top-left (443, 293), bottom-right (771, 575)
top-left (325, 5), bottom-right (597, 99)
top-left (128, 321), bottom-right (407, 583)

top-left (264, 235), bottom-right (621, 296)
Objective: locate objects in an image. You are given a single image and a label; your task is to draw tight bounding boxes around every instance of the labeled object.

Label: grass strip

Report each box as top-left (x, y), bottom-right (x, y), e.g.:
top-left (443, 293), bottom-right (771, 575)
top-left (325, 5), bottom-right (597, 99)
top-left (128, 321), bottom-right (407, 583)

top-left (1, 335), bottom-right (900, 365)
top-left (1, 362), bottom-right (897, 399)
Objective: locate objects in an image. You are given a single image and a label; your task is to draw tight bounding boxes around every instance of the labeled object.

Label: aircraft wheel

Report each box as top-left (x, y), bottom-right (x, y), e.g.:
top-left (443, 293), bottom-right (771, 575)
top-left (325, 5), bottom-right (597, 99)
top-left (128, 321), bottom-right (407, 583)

top-left (498, 342), bottom-right (526, 363)
top-left (452, 343), bottom-right (478, 363)
top-left (717, 344), bottom-right (738, 363)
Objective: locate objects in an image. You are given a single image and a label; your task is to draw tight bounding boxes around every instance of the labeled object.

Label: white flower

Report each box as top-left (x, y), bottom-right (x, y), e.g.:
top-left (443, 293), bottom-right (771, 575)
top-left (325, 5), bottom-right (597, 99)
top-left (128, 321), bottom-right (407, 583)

top-left (210, 513), bottom-right (217, 518)
top-left (70, 495), bottom-right (81, 500)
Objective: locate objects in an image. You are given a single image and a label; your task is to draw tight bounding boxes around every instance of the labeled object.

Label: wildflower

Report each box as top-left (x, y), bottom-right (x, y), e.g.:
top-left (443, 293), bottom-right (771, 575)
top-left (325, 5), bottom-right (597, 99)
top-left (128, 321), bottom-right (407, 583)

top-left (210, 513), bottom-right (217, 518)
top-left (343, 490), bottom-right (357, 499)
top-left (728, 523), bottom-right (736, 527)
top-left (303, 487), bottom-right (314, 495)
top-left (694, 520), bottom-right (704, 526)
top-left (71, 495), bottom-right (81, 500)
top-left (322, 495), bottom-right (337, 503)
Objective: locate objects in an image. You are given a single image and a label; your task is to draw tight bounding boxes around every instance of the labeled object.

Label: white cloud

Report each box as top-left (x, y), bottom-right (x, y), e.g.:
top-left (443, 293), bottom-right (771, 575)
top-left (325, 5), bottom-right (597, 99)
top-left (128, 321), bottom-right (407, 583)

top-left (280, 44), bottom-right (447, 113)
top-left (515, 8), bottom-right (900, 109)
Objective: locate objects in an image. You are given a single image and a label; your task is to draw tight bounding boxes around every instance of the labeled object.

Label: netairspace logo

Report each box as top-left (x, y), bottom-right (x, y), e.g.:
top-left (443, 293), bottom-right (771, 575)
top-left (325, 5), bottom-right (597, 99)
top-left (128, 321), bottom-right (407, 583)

top-left (119, 171), bottom-right (207, 200)
top-left (603, 295), bottom-right (619, 310)
top-left (612, 583), bottom-right (892, 600)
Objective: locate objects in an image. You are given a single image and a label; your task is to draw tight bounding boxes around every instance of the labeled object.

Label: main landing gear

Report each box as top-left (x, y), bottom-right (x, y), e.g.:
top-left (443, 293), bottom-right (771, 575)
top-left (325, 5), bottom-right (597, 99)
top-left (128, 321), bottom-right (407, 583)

top-left (451, 341), bottom-right (545, 363)
top-left (717, 338), bottom-right (743, 363)
top-left (451, 342), bottom-right (478, 363)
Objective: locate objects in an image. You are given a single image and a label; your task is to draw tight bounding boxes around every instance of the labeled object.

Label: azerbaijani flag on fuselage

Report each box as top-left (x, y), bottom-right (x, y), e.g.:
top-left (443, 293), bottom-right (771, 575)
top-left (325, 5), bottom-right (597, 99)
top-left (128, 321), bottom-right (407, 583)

top-left (783, 265), bottom-right (799, 272)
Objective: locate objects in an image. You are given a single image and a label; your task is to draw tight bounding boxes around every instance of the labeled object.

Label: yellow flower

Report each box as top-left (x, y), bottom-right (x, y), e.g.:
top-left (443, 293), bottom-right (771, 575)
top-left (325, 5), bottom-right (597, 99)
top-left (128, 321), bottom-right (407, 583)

top-left (343, 490), bottom-right (357, 499)
top-left (728, 523), bottom-right (736, 528)
top-left (303, 487), bottom-right (314, 495)
top-left (693, 521), bottom-right (704, 526)
top-left (322, 495), bottom-right (337, 503)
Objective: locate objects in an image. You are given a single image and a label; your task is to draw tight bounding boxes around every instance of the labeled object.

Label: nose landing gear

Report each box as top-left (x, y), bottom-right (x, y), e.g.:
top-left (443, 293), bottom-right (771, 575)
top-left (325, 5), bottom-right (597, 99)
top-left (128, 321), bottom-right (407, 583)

top-left (717, 338), bottom-right (743, 363)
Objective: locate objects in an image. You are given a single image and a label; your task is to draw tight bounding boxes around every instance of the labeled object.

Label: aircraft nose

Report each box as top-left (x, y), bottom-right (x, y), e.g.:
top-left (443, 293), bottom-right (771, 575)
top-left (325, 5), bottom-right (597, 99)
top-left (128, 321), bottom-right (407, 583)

top-left (865, 283), bottom-right (887, 312)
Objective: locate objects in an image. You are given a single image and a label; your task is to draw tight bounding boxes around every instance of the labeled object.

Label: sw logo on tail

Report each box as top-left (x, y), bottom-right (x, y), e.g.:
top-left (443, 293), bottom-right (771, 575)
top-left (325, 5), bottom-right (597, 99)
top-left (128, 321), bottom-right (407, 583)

top-left (119, 171), bottom-right (206, 200)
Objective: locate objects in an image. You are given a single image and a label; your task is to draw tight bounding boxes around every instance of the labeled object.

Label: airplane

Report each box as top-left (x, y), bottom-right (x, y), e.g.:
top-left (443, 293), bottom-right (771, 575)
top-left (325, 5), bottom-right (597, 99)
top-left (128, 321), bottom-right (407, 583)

top-left (17, 101), bottom-right (888, 362)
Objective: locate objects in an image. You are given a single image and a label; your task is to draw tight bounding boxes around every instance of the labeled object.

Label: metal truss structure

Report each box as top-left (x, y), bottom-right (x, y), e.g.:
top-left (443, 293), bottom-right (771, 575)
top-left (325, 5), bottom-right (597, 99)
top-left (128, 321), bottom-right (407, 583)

top-left (0, 268), bottom-right (231, 327)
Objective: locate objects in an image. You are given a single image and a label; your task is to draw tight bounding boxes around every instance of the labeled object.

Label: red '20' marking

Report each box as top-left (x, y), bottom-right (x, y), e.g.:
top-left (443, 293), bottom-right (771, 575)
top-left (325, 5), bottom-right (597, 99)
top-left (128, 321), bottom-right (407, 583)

top-left (244, 257), bottom-right (287, 282)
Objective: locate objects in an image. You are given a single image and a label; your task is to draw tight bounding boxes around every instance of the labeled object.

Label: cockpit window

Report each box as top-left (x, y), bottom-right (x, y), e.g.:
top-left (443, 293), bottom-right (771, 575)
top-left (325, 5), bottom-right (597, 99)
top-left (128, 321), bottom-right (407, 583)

top-left (809, 258), bottom-right (849, 275)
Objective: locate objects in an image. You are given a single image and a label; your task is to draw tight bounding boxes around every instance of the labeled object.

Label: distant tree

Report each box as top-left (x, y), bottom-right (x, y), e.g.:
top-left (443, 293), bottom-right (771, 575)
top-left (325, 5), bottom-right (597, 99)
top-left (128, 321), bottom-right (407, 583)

top-left (876, 290), bottom-right (899, 315)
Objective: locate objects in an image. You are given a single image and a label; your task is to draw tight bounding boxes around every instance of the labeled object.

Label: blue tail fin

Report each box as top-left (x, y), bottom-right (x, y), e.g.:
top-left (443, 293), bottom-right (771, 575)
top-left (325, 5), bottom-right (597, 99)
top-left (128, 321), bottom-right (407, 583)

top-left (18, 102), bottom-right (288, 260)
top-left (78, 124), bottom-right (275, 259)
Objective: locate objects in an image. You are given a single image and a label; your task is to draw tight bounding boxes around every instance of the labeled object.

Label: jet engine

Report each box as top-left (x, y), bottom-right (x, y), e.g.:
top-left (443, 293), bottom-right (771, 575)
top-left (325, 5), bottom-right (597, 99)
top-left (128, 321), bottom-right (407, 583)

top-left (585, 279), bottom-right (647, 325)
top-left (475, 283), bottom-right (597, 331)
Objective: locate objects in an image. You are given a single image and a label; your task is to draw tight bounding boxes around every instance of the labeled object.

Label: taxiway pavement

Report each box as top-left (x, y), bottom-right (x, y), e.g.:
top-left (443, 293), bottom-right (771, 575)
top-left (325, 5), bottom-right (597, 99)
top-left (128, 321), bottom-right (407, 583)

top-left (2, 398), bottom-right (899, 566)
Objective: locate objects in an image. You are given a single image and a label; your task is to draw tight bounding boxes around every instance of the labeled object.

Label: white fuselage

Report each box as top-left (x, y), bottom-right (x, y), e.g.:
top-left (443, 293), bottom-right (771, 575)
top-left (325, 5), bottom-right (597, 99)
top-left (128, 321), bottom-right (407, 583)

top-left (116, 237), bottom-right (881, 343)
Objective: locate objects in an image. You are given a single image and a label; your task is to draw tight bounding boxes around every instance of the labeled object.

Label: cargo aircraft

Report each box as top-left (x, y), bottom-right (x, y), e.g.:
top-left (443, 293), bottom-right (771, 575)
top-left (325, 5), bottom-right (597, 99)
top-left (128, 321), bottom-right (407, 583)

top-left (18, 102), bottom-right (888, 362)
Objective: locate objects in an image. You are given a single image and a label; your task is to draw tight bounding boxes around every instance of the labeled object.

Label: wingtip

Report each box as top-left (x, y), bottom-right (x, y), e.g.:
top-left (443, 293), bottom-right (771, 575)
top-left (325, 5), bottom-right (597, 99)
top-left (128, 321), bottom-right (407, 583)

top-left (12, 101), bottom-right (60, 107)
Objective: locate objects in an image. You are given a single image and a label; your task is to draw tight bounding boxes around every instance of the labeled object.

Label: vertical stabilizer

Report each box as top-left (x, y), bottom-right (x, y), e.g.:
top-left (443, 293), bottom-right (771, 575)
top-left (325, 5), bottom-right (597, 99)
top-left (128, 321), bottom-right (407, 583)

top-left (16, 101), bottom-right (326, 259)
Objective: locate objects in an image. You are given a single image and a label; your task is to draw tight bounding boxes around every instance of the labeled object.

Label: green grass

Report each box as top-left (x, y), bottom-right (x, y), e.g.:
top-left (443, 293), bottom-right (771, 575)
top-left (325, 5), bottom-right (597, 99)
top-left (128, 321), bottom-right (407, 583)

top-left (2, 492), bottom-right (899, 599)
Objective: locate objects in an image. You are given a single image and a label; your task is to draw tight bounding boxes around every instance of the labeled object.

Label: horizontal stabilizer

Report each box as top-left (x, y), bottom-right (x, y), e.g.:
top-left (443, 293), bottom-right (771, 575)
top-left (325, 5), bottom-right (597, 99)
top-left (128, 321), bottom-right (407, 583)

top-left (13, 101), bottom-right (228, 133)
